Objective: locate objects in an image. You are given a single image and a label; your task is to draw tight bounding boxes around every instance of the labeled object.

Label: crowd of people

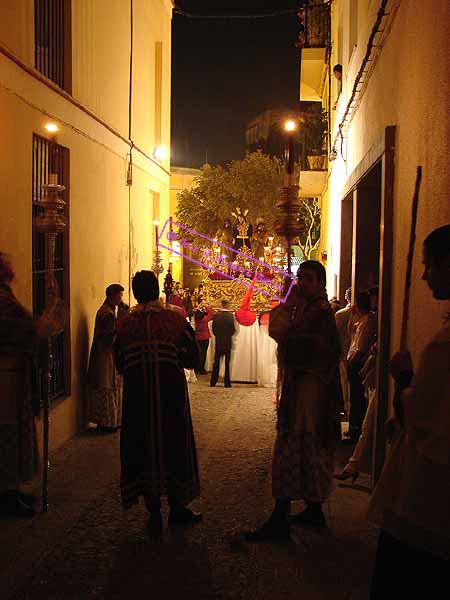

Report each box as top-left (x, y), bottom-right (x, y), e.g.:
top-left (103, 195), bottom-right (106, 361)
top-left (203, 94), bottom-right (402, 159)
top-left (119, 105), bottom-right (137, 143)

top-left (0, 224), bottom-right (449, 596)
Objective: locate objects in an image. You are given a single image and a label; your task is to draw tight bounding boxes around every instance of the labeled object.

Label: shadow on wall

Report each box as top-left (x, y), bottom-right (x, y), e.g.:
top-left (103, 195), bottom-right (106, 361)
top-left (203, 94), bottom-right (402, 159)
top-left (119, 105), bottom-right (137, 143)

top-left (74, 310), bottom-right (90, 430)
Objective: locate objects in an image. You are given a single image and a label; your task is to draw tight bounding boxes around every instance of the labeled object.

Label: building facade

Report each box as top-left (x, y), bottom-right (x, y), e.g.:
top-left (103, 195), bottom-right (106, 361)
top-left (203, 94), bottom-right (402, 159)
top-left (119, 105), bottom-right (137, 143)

top-left (0, 0), bottom-right (173, 449)
top-left (299, 0), bottom-right (450, 477)
top-left (169, 166), bottom-right (201, 287)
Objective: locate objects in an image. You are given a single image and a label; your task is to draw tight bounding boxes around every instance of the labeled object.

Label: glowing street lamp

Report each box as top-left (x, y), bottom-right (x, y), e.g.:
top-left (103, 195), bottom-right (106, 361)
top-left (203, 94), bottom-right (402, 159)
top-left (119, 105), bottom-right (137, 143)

top-left (284, 119), bottom-right (297, 133)
top-left (283, 119), bottom-right (297, 176)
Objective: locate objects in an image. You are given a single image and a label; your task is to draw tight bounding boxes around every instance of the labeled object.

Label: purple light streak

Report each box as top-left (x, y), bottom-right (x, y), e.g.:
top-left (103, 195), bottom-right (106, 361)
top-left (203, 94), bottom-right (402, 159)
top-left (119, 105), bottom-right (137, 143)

top-left (157, 218), bottom-right (295, 303)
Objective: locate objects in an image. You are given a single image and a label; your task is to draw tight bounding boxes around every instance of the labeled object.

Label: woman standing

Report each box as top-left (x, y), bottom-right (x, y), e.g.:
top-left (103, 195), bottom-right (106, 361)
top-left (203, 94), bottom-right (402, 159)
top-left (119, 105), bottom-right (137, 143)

top-left (194, 304), bottom-right (213, 375)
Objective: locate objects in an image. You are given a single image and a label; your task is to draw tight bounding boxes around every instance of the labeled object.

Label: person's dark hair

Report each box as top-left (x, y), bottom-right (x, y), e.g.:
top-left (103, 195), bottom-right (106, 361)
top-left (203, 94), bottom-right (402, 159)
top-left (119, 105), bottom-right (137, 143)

top-left (333, 64), bottom-right (342, 74)
top-left (356, 291), bottom-right (370, 312)
top-left (194, 307), bottom-right (206, 322)
top-left (297, 260), bottom-right (327, 285)
top-left (221, 299), bottom-right (230, 308)
top-left (424, 225), bottom-right (450, 263)
top-left (0, 252), bottom-right (14, 284)
top-left (105, 283), bottom-right (124, 298)
top-left (132, 270), bottom-right (159, 303)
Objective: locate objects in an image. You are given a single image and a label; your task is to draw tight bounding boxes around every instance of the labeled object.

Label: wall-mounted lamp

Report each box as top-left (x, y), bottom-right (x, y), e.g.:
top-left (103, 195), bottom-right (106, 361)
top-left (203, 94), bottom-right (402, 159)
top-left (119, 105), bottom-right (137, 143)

top-left (44, 123), bottom-right (59, 134)
top-left (153, 146), bottom-right (167, 162)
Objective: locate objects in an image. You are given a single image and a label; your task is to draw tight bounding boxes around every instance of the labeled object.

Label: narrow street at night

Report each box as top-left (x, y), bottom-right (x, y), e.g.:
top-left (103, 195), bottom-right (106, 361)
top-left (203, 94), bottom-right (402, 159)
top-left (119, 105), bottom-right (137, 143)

top-left (1, 380), bottom-right (376, 600)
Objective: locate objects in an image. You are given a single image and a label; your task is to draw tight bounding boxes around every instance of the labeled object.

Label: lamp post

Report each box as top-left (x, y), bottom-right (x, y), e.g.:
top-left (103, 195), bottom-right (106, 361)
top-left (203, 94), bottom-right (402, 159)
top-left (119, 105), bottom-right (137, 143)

top-left (34, 123), bottom-right (67, 511)
top-left (274, 120), bottom-right (304, 278)
top-left (284, 119), bottom-right (296, 184)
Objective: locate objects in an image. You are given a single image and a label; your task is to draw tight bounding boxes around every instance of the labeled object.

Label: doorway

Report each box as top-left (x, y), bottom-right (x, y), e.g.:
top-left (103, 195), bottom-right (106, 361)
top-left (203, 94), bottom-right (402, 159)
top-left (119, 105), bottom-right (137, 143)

top-left (339, 161), bottom-right (382, 300)
top-left (338, 127), bottom-right (395, 485)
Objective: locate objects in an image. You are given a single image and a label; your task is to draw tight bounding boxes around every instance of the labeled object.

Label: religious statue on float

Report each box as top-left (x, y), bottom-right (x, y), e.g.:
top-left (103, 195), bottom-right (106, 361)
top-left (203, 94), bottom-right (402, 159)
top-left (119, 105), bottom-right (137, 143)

top-left (232, 207), bottom-right (253, 252)
top-left (215, 218), bottom-right (234, 259)
top-left (252, 217), bottom-right (268, 262)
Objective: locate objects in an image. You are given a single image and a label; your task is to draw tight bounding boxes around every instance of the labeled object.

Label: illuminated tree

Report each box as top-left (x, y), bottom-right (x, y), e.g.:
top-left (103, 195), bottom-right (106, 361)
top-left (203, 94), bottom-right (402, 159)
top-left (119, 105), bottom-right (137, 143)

top-left (297, 197), bottom-right (321, 259)
top-left (175, 151), bottom-right (321, 260)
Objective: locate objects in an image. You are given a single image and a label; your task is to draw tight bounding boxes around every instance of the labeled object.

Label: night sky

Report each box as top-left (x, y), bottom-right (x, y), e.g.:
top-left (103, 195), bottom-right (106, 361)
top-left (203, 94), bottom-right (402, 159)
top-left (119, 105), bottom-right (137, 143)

top-left (171, 1), bottom-right (300, 168)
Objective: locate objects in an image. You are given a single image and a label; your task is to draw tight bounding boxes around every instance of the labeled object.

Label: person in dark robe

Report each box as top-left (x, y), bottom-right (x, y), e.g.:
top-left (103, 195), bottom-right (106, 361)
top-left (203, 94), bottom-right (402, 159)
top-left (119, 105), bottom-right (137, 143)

top-left (87, 284), bottom-right (127, 433)
top-left (0, 252), bottom-right (61, 517)
top-left (115, 270), bottom-right (201, 535)
top-left (246, 261), bottom-right (341, 541)
top-left (368, 225), bottom-right (450, 598)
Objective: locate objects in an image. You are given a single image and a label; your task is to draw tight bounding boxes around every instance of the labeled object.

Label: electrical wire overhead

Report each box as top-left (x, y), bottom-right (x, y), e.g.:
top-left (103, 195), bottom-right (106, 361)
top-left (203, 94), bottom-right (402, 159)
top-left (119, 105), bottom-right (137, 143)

top-left (173, 3), bottom-right (300, 20)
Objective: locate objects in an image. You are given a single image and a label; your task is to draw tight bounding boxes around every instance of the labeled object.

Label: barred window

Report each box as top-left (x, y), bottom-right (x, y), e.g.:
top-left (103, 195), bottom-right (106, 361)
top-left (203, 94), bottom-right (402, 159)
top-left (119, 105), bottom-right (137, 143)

top-left (35, 0), bottom-right (72, 92)
top-left (32, 134), bottom-right (71, 402)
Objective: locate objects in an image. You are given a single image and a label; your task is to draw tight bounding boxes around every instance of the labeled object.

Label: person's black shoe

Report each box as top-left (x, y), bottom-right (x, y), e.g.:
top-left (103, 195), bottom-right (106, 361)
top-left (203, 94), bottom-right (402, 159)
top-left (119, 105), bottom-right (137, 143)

top-left (18, 492), bottom-right (37, 506)
top-left (224, 383), bottom-right (232, 388)
top-left (168, 507), bottom-right (203, 528)
top-left (210, 382), bottom-right (216, 387)
top-left (147, 511), bottom-right (163, 537)
top-left (341, 437), bottom-right (358, 445)
top-left (245, 518), bottom-right (290, 542)
top-left (0, 493), bottom-right (35, 518)
top-left (290, 507), bottom-right (326, 529)
top-left (96, 425), bottom-right (118, 434)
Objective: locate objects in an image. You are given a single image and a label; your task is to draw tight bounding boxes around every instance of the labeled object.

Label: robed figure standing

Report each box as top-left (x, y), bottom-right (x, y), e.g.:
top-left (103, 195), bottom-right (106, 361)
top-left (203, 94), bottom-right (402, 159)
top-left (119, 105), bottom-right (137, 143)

top-left (87, 284), bottom-right (127, 432)
top-left (246, 260), bottom-right (341, 541)
top-left (115, 270), bottom-right (201, 534)
top-left (0, 252), bottom-right (62, 517)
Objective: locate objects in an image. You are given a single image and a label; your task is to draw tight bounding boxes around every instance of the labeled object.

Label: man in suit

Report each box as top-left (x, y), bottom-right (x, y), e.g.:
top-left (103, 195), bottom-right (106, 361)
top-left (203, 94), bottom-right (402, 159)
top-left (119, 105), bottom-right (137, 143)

top-left (210, 299), bottom-right (236, 388)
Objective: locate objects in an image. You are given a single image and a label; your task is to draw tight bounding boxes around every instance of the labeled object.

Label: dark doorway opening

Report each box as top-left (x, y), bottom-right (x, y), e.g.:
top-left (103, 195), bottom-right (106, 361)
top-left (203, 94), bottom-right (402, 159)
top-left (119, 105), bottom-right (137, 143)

top-left (339, 161), bottom-right (382, 302)
top-left (339, 191), bottom-right (353, 303)
top-left (337, 126), bottom-right (396, 486)
top-left (354, 162), bottom-right (382, 293)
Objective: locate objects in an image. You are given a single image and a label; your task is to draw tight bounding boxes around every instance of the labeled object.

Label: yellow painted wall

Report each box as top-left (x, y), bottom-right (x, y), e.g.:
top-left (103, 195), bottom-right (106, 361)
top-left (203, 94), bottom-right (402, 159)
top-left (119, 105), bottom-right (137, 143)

top-left (169, 167), bottom-right (201, 284)
top-left (0, 0), bottom-right (173, 449)
top-left (323, 0), bottom-right (450, 369)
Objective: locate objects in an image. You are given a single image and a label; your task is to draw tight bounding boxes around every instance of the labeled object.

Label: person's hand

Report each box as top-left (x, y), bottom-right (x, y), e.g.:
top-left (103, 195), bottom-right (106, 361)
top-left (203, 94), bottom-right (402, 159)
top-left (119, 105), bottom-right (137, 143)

top-left (36, 297), bottom-right (66, 338)
top-left (384, 416), bottom-right (398, 442)
top-left (390, 351), bottom-right (413, 379)
top-left (284, 281), bottom-right (298, 305)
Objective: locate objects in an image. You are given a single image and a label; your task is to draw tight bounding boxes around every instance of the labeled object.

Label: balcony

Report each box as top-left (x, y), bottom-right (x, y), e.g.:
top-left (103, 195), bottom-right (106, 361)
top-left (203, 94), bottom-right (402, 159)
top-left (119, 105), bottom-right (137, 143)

top-left (298, 107), bottom-right (328, 197)
top-left (299, 169), bottom-right (328, 197)
top-left (298, 1), bottom-right (330, 102)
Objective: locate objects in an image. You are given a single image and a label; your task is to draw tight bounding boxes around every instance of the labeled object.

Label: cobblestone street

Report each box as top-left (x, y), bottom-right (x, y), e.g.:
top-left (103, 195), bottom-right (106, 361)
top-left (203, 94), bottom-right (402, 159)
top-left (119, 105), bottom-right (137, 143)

top-left (1, 378), bottom-right (377, 600)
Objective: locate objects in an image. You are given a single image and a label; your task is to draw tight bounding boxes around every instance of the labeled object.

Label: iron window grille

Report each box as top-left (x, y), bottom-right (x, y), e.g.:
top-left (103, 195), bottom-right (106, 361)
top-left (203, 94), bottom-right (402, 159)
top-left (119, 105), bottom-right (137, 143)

top-left (34, 0), bottom-right (72, 92)
top-left (32, 133), bottom-right (71, 403)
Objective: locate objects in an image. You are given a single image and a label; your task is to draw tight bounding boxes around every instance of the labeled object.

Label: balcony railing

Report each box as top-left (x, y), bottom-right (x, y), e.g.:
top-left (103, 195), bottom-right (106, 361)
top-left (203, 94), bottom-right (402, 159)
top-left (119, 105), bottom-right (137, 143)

top-left (300, 1), bottom-right (330, 49)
